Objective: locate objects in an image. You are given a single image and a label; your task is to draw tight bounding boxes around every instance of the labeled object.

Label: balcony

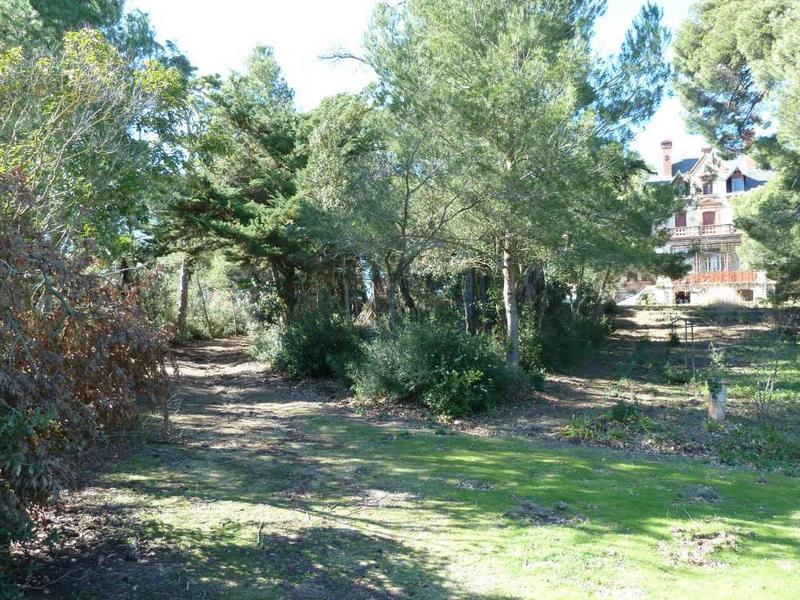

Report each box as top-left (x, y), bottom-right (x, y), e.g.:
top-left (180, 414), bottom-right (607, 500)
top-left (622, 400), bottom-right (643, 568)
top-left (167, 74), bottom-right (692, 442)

top-left (676, 270), bottom-right (757, 285)
top-left (669, 224), bottom-right (737, 238)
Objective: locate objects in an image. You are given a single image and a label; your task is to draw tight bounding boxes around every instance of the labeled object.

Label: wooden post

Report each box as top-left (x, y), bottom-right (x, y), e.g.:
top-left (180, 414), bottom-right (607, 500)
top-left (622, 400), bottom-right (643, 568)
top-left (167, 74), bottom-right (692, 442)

top-left (708, 381), bottom-right (727, 422)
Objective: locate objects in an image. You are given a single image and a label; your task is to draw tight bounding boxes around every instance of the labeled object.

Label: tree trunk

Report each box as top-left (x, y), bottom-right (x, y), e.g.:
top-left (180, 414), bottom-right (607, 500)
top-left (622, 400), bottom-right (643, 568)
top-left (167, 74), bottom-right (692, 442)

top-left (196, 275), bottom-right (212, 335)
top-left (591, 267), bottom-right (613, 322)
top-left (176, 257), bottom-right (191, 335)
top-left (369, 261), bottom-right (386, 313)
top-left (523, 266), bottom-right (546, 335)
top-left (478, 273), bottom-right (491, 332)
top-left (342, 259), bottom-right (351, 316)
top-left (502, 234), bottom-right (520, 367)
top-left (387, 276), bottom-right (398, 330)
top-left (272, 260), bottom-right (298, 324)
top-left (463, 268), bottom-right (477, 334)
top-left (230, 291), bottom-right (239, 335)
top-left (121, 257), bottom-right (134, 287)
top-left (399, 274), bottom-right (416, 313)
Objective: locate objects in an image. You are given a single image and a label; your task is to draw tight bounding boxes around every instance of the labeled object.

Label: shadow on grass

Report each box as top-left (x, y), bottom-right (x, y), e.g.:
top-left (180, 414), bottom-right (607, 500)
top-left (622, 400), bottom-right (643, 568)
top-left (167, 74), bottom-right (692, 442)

top-left (17, 337), bottom-right (800, 598)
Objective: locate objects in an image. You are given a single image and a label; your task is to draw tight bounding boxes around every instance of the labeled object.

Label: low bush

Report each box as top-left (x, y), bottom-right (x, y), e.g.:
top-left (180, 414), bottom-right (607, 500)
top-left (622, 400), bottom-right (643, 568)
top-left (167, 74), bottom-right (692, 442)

top-left (253, 309), bottom-right (362, 380)
top-left (562, 401), bottom-right (655, 445)
top-left (1, 172), bottom-right (171, 554)
top-left (662, 362), bottom-right (693, 384)
top-left (710, 424), bottom-right (800, 472)
top-left (350, 322), bottom-right (514, 417)
top-left (519, 283), bottom-right (613, 373)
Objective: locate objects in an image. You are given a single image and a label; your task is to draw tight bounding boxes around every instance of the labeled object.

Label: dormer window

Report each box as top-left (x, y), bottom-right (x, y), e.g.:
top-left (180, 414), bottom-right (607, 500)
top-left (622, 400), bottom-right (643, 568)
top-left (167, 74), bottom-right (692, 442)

top-left (702, 180), bottom-right (713, 195)
top-left (728, 170), bottom-right (745, 193)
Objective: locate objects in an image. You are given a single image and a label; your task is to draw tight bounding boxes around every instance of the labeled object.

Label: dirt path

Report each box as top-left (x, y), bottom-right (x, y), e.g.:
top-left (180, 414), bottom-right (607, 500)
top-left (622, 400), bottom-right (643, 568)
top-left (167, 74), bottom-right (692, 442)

top-left (11, 338), bottom-right (439, 599)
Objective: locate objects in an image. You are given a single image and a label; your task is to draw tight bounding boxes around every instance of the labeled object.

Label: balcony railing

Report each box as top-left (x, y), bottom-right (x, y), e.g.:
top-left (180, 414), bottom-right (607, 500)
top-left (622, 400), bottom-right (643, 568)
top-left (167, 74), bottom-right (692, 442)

top-left (676, 270), bottom-right (757, 285)
top-left (669, 224), bottom-right (737, 238)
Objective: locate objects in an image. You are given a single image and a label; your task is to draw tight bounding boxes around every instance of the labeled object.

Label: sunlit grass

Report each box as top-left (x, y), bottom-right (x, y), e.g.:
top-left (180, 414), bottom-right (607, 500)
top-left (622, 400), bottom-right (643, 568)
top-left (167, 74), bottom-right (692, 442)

top-left (97, 414), bottom-right (800, 599)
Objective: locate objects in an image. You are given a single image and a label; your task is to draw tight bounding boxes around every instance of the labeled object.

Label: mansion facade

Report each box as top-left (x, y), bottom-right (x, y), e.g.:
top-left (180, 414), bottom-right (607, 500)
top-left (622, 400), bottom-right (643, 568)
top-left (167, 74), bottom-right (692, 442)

top-left (622, 141), bottom-right (774, 305)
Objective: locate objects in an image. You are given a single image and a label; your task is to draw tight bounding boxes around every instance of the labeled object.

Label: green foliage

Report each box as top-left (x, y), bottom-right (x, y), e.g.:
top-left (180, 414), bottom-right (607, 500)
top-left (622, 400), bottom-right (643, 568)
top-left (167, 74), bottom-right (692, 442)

top-left (0, 26), bottom-right (191, 256)
top-left (663, 362), bottom-right (692, 385)
top-left (711, 424), bottom-right (800, 473)
top-left (365, 0), bottom-right (674, 362)
top-left (254, 309), bottom-right (362, 381)
top-left (351, 322), bottom-right (513, 417)
top-left (519, 282), bottom-right (613, 372)
top-left (170, 46), bottom-right (312, 313)
top-left (0, 0), bottom-right (123, 49)
top-left (563, 400), bottom-right (655, 445)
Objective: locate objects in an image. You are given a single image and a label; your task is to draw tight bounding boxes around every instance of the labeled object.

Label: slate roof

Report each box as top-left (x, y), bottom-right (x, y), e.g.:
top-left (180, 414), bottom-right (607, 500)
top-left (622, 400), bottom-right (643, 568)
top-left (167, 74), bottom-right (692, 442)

top-left (718, 158), bottom-right (775, 190)
top-left (671, 158), bottom-right (699, 177)
top-left (649, 153), bottom-right (775, 188)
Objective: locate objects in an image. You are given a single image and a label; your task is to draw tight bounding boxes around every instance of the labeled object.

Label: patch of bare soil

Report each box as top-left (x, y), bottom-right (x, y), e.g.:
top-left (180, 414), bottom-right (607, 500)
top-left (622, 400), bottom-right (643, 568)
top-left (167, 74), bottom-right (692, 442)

top-left (676, 484), bottom-right (722, 504)
top-left (663, 527), bottom-right (749, 568)
top-left (9, 486), bottom-right (187, 598)
top-left (356, 488), bottom-right (420, 508)
top-left (504, 500), bottom-right (585, 526)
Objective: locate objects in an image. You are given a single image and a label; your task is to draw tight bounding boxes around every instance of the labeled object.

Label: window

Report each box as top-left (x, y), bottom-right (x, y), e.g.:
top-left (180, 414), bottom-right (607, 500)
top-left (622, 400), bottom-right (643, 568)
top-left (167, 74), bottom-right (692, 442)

top-left (702, 180), bottom-right (713, 195)
top-left (708, 255), bottom-right (723, 272)
top-left (731, 175), bottom-right (745, 192)
top-left (702, 211), bottom-right (716, 226)
top-left (699, 254), bottom-right (724, 272)
top-left (738, 289), bottom-right (754, 302)
top-left (674, 212), bottom-right (687, 227)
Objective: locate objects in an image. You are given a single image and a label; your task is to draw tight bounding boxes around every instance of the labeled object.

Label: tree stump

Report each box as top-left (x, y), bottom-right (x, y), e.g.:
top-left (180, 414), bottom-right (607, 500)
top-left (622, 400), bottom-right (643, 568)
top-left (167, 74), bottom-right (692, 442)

top-left (708, 381), bottom-right (727, 422)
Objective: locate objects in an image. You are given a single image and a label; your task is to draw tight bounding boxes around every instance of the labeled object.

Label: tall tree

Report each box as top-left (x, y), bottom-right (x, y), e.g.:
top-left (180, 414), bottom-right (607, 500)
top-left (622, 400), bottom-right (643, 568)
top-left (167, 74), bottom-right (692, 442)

top-left (365, 0), bottom-right (671, 364)
top-left (0, 28), bottom-right (187, 253)
top-left (175, 47), bottom-right (309, 317)
top-left (300, 93), bottom-right (478, 325)
top-left (0, 0), bottom-right (124, 49)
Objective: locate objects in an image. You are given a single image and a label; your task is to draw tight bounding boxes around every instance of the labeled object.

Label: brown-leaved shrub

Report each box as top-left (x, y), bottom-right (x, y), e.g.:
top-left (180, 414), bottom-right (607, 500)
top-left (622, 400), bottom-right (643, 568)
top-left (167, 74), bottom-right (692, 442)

top-left (0, 170), bottom-right (171, 551)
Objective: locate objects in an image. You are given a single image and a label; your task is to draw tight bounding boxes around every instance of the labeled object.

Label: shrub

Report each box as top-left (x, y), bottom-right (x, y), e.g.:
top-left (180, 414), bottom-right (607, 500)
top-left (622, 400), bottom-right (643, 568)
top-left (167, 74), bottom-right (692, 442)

top-left (562, 416), bottom-right (603, 442)
top-left (350, 322), bottom-right (512, 417)
top-left (562, 401), bottom-right (655, 446)
top-left (254, 309), bottom-right (362, 380)
top-left (0, 171), bottom-right (171, 553)
top-left (519, 283), bottom-right (613, 373)
top-left (662, 362), bottom-right (692, 385)
top-left (607, 401), bottom-right (654, 430)
top-left (711, 424), bottom-right (800, 472)
top-left (251, 322), bottom-right (283, 366)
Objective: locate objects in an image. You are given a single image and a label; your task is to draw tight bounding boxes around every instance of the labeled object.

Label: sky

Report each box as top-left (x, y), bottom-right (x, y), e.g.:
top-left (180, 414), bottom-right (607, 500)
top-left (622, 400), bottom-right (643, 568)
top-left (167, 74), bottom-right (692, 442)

top-left (126, 0), bottom-right (706, 168)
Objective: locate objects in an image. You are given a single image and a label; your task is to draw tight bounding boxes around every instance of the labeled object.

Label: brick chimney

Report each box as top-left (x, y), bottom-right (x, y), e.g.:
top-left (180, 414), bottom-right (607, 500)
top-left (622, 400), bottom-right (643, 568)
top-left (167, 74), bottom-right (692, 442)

top-left (661, 140), bottom-right (673, 178)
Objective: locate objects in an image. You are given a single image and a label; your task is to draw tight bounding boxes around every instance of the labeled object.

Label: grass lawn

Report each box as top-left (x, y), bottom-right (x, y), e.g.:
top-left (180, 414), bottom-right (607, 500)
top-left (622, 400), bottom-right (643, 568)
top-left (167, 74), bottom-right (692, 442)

top-left (17, 339), bottom-right (799, 600)
top-left (83, 417), bottom-right (799, 599)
